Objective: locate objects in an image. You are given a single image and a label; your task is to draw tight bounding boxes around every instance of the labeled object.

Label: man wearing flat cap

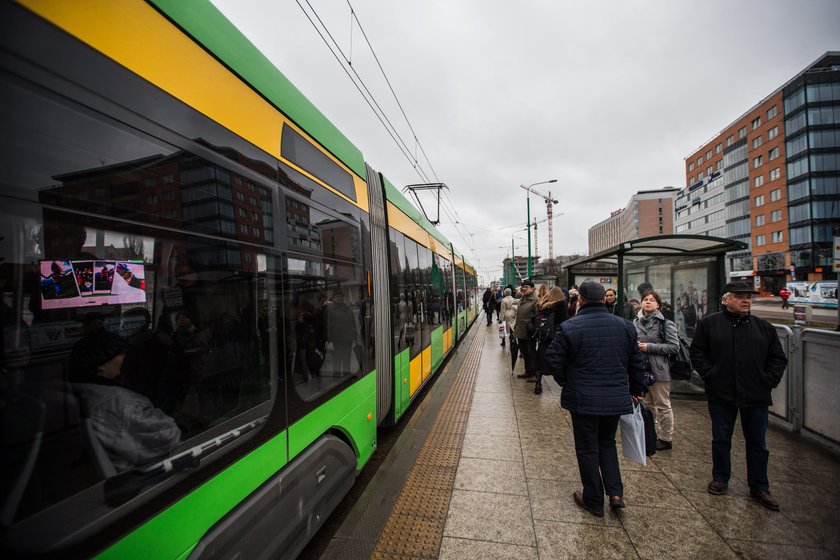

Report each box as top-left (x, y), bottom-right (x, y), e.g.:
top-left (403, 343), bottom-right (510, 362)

top-left (513, 279), bottom-right (539, 380)
top-left (545, 280), bottom-right (646, 516)
top-left (690, 281), bottom-right (788, 511)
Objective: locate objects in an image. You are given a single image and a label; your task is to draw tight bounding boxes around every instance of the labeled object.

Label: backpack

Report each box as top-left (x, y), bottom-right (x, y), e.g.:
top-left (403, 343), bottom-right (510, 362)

top-left (531, 308), bottom-right (555, 342)
top-left (659, 319), bottom-right (693, 380)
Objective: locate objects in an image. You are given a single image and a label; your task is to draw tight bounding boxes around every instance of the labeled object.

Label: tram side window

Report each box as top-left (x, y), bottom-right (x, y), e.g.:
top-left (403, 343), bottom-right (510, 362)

top-left (402, 237), bottom-right (422, 359)
top-left (284, 216), bottom-right (369, 421)
top-left (417, 244), bottom-right (433, 350)
top-left (436, 254), bottom-right (453, 328)
top-left (0, 76), bottom-right (275, 526)
top-left (388, 228), bottom-right (407, 351)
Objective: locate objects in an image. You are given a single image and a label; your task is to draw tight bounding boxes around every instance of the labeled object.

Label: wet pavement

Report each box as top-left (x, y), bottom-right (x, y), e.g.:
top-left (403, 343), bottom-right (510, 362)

top-left (437, 322), bottom-right (840, 560)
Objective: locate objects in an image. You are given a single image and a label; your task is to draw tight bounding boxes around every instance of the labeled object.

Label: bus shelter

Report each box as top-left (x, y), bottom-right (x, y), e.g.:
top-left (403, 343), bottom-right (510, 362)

top-left (560, 235), bottom-right (747, 393)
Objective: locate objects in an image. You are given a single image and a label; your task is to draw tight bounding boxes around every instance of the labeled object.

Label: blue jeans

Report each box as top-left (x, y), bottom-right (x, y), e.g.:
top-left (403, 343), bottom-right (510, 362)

top-left (571, 412), bottom-right (623, 507)
top-left (707, 399), bottom-right (770, 492)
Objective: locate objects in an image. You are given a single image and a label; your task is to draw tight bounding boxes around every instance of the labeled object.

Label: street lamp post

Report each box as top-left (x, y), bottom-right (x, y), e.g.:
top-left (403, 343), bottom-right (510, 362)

top-left (523, 179), bottom-right (557, 277)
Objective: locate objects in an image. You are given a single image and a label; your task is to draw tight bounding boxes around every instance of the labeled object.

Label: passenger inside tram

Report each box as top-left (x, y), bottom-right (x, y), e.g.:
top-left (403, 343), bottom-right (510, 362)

top-left (69, 330), bottom-right (181, 473)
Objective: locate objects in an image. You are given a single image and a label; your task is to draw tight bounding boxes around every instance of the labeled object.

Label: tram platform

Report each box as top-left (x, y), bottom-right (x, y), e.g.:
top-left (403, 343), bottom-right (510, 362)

top-left (319, 317), bottom-right (840, 560)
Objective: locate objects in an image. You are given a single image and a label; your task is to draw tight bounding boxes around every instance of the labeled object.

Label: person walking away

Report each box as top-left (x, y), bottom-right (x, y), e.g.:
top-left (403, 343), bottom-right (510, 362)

top-left (633, 290), bottom-right (679, 450)
top-left (689, 281), bottom-right (788, 511)
top-left (533, 286), bottom-right (568, 395)
top-left (494, 287), bottom-right (503, 323)
top-left (500, 287), bottom-right (517, 349)
top-left (779, 286), bottom-right (791, 309)
top-left (604, 288), bottom-right (621, 315)
top-left (545, 281), bottom-right (646, 516)
top-left (482, 287), bottom-right (494, 326)
top-left (513, 279), bottom-right (538, 380)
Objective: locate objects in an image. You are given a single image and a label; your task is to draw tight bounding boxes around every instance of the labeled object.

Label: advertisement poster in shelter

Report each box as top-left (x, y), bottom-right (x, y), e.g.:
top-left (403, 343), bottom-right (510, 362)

top-left (671, 266), bottom-right (709, 339)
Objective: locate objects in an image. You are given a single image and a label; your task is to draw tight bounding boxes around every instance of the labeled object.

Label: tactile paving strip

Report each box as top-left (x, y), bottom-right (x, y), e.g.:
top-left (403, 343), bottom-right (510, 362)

top-left (371, 330), bottom-right (484, 559)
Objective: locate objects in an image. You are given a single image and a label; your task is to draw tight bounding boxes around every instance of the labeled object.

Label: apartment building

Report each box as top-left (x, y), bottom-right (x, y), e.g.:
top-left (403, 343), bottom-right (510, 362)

top-left (677, 52), bottom-right (840, 293)
top-left (588, 187), bottom-right (679, 255)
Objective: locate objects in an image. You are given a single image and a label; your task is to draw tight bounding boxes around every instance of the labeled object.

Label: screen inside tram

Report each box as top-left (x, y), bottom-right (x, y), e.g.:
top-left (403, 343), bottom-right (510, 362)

top-left (39, 259), bottom-right (147, 309)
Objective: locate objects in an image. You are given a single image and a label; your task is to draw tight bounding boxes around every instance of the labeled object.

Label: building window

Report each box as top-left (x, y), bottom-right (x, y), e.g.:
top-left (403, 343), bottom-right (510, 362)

top-left (163, 174), bottom-right (174, 184)
top-left (752, 136), bottom-right (762, 149)
top-left (689, 162), bottom-right (695, 172)
top-left (771, 209), bottom-right (782, 222)
top-left (145, 195), bottom-right (157, 205)
top-left (772, 231), bottom-right (783, 243)
top-left (770, 188), bottom-right (782, 202)
top-left (689, 175), bottom-right (695, 184)
top-left (738, 127), bottom-right (747, 139)
top-left (756, 234), bottom-right (766, 246)
top-left (706, 150), bottom-right (713, 161)
top-left (696, 156), bottom-right (703, 166)
top-left (756, 214), bottom-right (765, 226)
top-left (755, 194), bottom-right (765, 207)
top-left (240, 224), bottom-right (248, 234)
top-left (236, 192), bottom-right (245, 201)
top-left (238, 207), bottom-right (246, 217)
top-left (769, 167), bottom-right (780, 181)
top-left (726, 135), bottom-right (734, 146)
top-left (698, 170), bottom-right (704, 179)
top-left (164, 191), bottom-right (175, 201)
top-left (768, 126), bottom-right (778, 140)
top-left (754, 175), bottom-right (764, 188)
top-left (768, 147), bottom-right (779, 160)
top-left (144, 177), bottom-right (156, 187)
top-left (767, 105), bottom-right (777, 120)
top-left (716, 160), bottom-right (723, 170)
top-left (716, 143), bottom-right (722, 154)
top-left (753, 156), bottom-right (763, 168)
top-left (751, 116), bottom-right (761, 130)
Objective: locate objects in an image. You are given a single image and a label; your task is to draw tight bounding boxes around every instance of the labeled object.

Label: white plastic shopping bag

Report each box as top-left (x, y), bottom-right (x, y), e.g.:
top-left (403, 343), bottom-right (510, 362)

top-left (499, 323), bottom-right (507, 338)
top-left (619, 402), bottom-right (646, 466)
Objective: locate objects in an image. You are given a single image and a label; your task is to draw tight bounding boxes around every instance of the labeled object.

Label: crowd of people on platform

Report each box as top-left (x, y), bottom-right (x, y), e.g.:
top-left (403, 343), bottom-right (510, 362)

top-left (482, 277), bottom-right (788, 516)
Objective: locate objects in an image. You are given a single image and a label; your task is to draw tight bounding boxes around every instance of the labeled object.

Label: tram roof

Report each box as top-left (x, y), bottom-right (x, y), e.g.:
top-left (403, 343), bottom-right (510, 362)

top-left (151, 0), bottom-right (367, 179)
top-left (562, 235), bottom-right (747, 271)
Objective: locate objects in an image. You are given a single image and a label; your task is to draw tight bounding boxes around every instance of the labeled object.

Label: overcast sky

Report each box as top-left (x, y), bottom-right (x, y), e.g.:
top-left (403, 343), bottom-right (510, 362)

top-left (211, 0), bottom-right (839, 285)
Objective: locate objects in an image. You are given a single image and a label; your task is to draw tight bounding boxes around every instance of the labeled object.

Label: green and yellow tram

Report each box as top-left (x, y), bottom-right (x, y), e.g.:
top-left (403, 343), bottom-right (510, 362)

top-left (0, 1), bottom-right (478, 557)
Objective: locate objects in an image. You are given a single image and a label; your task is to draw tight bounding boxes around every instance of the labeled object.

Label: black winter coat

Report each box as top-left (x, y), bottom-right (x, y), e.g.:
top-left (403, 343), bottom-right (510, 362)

top-left (545, 304), bottom-right (646, 416)
top-left (689, 310), bottom-right (787, 406)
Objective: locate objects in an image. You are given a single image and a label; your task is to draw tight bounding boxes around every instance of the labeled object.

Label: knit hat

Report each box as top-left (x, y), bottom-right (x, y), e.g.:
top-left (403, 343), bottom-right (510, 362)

top-left (70, 330), bottom-right (128, 381)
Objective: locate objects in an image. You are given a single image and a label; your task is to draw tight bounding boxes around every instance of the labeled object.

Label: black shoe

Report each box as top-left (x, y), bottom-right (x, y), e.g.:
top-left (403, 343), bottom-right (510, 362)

top-left (609, 496), bottom-right (625, 509)
top-left (750, 489), bottom-right (780, 511)
top-left (516, 373), bottom-right (533, 379)
top-left (534, 385), bottom-right (542, 395)
top-left (655, 439), bottom-right (672, 450)
top-left (573, 491), bottom-right (604, 517)
top-left (707, 480), bottom-right (728, 495)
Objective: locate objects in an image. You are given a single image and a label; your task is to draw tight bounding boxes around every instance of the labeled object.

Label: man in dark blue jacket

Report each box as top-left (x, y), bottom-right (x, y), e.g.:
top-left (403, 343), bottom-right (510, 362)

top-left (690, 281), bottom-right (788, 511)
top-left (545, 281), bottom-right (646, 516)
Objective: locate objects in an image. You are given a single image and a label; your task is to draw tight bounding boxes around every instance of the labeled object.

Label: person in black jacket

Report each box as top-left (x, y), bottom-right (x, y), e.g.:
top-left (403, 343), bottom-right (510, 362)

top-left (690, 281), bottom-right (788, 511)
top-left (533, 286), bottom-right (568, 395)
top-left (545, 281), bottom-right (646, 516)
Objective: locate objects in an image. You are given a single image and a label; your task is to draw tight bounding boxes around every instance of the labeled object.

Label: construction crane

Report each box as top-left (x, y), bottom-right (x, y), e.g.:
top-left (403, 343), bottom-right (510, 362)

top-left (520, 185), bottom-right (559, 266)
top-left (531, 211), bottom-right (565, 261)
